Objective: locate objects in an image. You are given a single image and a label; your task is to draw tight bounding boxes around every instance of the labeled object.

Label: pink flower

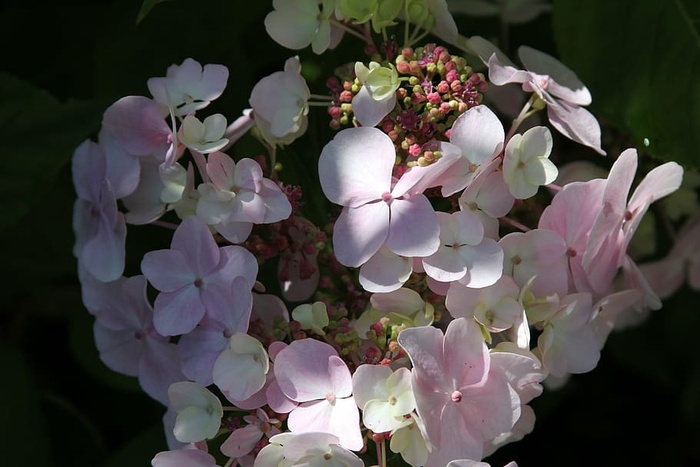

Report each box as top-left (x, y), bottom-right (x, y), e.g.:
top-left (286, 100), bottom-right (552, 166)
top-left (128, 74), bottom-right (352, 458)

top-left (422, 210), bottom-right (503, 287)
top-left (439, 105), bottom-right (505, 196)
top-left (273, 338), bottom-right (363, 450)
top-left (221, 408), bottom-right (280, 458)
top-left (151, 447), bottom-right (219, 467)
top-left (538, 178), bottom-right (607, 294)
top-left (196, 152), bottom-right (291, 243)
top-left (583, 149), bottom-right (683, 294)
top-left (72, 140), bottom-right (126, 282)
top-left (397, 318), bottom-right (520, 465)
top-left (147, 58), bottom-right (229, 116)
top-left (488, 46), bottom-right (605, 155)
top-left (141, 216), bottom-right (258, 336)
top-left (102, 96), bottom-right (173, 161)
top-left (91, 275), bottom-right (185, 405)
top-left (319, 126), bottom-right (457, 268)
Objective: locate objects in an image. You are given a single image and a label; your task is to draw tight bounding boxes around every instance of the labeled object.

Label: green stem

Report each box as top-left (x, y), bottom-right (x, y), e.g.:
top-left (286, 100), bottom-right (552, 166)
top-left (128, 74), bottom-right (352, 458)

top-left (190, 150), bottom-right (210, 184)
top-left (501, 216), bottom-right (532, 232)
top-left (505, 94), bottom-right (541, 144)
top-left (330, 18), bottom-right (370, 44)
top-left (309, 93), bottom-right (335, 101)
top-left (308, 101), bottom-right (333, 107)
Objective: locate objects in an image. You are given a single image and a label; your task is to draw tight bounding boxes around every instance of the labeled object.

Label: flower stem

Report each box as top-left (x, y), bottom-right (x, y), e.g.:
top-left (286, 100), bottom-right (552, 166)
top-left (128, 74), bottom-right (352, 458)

top-left (309, 93), bottom-right (334, 101)
top-left (501, 216), bottom-right (532, 232)
top-left (330, 18), bottom-right (370, 44)
top-left (505, 94), bottom-right (540, 145)
top-left (190, 150), bottom-right (210, 184)
top-left (150, 220), bottom-right (179, 230)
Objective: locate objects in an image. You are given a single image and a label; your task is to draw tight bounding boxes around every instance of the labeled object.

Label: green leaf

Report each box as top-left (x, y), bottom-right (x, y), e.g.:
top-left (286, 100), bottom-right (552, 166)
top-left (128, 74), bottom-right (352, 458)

top-left (102, 423), bottom-right (168, 467)
top-left (552, 0), bottom-right (700, 167)
top-left (136, 0), bottom-right (174, 24)
top-left (0, 346), bottom-right (52, 466)
top-left (0, 73), bottom-right (107, 232)
top-left (69, 310), bottom-right (143, 394)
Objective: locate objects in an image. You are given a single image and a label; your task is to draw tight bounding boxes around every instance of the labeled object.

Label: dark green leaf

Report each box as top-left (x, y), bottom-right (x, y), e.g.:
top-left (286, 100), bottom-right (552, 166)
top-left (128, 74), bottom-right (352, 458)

top-left (0, 346), bottom-right (52, 466)
top-left (102, 423), bottom-right (168, 467)
top-left (0, 73), bottom-right (107, 232)
top-left (553, 0), bottom-right (700, 167)
top-left (69, 310), bottom-right (143, 394)
top-left (43, 394), bottom-right (108, 466)
top-left (136, 0), bottom-right (174, 24)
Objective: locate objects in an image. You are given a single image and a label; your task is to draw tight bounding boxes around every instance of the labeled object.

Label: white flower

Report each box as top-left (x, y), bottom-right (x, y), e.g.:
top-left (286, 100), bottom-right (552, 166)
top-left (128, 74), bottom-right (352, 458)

top-left (254, 432), bottom-right (364, 467)
top-left (168, 381), bottom-right (223, 443)
top-left (352, 365), bottom-right (415, 433)
top-left (178, 114), bottom-right (228, 154)
top-left (503, 126), bottom-right (557, 199)
top-left (249, 56), bottom-right (310, 146)
top-left (265, 0), bottom-right (337, 54)
top-left (212, 333), bottom-right (269, 401)
top-left (147, 58), bottom-right (229, 116)
top-left (291, 301), bottom-right (329, 335)
top-left (354, 61), bottom-right (399, 101)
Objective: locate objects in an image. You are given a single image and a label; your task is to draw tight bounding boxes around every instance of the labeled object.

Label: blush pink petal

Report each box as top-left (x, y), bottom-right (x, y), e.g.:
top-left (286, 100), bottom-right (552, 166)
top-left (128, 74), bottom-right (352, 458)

top-left (151, 448), bottom-right (218, 467)
top-left (625, 161), bottom-right (683, 239)
top-left (210, 245), bottom-right (259, 288)
top-left (352, 86), bottom-right (396, 127)
top-left (274, 339), bottom-right (338, 402)
top-left (546, 100), bottom-right (605, 155)
top-left (458, 239), bottom-right (504, 289)
top-left (327, 355), bottom-right (354, 397)
top-left (318, 127), bottom-right (393, 207)
top-left (487, 54), bottom-right (531, 86)
top-left (225, 191), bottom-right (267, 224)
top-left (139, 338), bottom-right (187, 404)
top-left (93, 323), bottom-right (142, 377)
top-left (385, 196), bottom-right (439, 257)
top-left (171, 216), bottom-right (221, 276)
top-left (228, 372), bottom-right (273, 410)
top-left (333, 203), bottom-right (390, 267)
top-left (221, 425), bottom-right (263, 458)
top-left (287, 398), bottom-right (363, 451)
top-left (153, 286), bottom-right (205, 336)
top-left (392, 144), bottom-right (461, 196)
top-left (423, 247), bottom-right (467, 282)
top-left (259, 179), bottom-right (293, 222)
top-left (100, 129), bottom-right (141, 199)
top-left (449, 105), bottom-right (505, 166)
top-left (215, 221), bottom-right (254, 244)
top-left (583, 149), bottom-right (638, 291)
top-left (443, 316), bottom-right (489, 388)
top-left (424, 408), bottom-right (481, 467)
top-left (178, 325), bottom-right (229, 386)
top-left (72, 140), bottom-right (105, 201)
top-left (81, 201), bottom-right (127, 282)
top-left (141, 250), bottom-right (195, 292)
top-left (200, 282), bottom-right (243, 329)
top-left (517, 46), bottom-right (592, 106)
top-left (102, 96), bottom-right (171, 157)
top-left (207, 151), bottom-right (244, 190)
top-left (397, 325), bottom-right (449, 396)
top-left (266, 376), bottom-right (298, 414)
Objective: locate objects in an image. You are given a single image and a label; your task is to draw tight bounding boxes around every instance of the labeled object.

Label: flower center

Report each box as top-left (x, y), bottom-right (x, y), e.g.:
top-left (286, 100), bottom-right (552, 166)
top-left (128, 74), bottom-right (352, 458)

top-left (451, 390), bottom-right (463, 403)
top-left (381, 191), bottom-right (393, 204)
top-left (536, 74), bottom-right (552, 90)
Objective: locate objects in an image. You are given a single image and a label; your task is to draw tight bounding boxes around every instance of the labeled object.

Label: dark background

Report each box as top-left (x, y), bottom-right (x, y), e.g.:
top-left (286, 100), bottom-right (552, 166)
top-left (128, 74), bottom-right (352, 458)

top-left (1, 0), bottom-right (699, 465)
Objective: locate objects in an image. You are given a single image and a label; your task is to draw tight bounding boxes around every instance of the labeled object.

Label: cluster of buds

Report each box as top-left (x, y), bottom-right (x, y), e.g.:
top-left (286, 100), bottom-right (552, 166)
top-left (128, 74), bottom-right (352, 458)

top-left (328, 42), bottom-right (487, 165)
